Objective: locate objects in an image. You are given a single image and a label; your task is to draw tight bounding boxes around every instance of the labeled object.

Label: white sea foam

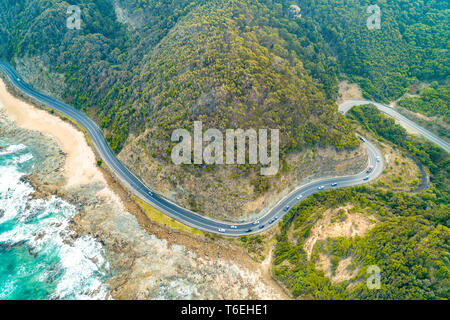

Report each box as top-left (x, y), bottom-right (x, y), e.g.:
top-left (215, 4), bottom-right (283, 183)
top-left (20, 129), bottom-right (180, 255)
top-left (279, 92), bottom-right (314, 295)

top-left (0, 148), bottom-right (110, 300)
top-left (8, 153), bottom-right (34, 165)
top-left (0, 278), bottom-right (16, 299)
top-left (0, 165), bottom-right (32, 223)
top-left (53, 235), bottom-right (110, 300)
top-left (0, 144), bottom-right (27, 156)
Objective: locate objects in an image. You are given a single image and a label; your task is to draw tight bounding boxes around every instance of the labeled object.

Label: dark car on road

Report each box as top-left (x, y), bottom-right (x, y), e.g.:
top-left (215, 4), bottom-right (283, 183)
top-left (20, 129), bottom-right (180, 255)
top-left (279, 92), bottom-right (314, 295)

top-left (268, 216), bottom-right (279, 224)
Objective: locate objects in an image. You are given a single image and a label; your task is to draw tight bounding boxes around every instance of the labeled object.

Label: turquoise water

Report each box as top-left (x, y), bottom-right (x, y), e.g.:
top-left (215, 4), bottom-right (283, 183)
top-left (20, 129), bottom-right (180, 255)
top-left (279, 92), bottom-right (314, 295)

top-left (0, 142), bottom-right (109, 300)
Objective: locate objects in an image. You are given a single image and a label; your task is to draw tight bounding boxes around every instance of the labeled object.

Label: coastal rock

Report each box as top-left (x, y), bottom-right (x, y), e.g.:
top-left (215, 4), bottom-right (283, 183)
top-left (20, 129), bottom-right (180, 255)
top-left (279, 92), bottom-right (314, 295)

top-left (0, 240), bottom-right (26, 251)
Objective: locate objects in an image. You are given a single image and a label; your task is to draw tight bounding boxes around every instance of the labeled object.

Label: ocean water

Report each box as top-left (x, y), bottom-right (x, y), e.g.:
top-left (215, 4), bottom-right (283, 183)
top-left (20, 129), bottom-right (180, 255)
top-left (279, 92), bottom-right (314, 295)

top-left (0, 142), bottom-right (110, 300)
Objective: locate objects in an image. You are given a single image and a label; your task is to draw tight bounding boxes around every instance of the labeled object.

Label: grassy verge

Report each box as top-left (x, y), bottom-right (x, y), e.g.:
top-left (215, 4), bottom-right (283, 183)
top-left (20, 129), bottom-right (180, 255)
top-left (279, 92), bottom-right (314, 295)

top-left (135, 197), bottom-right (206, 237)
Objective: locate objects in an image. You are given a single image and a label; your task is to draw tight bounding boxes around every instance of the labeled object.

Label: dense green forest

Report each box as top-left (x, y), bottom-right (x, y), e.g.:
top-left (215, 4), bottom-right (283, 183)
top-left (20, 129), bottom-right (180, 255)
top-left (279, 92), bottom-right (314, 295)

top-left (273, 105), bottom-right (449, 299)
top-left (297, 0), bottom-right (449, 102)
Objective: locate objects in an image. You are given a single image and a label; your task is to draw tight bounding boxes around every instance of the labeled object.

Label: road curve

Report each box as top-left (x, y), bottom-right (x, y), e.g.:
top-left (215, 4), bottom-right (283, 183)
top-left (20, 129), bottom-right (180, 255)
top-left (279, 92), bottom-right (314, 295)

top-left (0, 61), bottom-right (384, 236)
top-left (339, 100), bottom-right (450, 154)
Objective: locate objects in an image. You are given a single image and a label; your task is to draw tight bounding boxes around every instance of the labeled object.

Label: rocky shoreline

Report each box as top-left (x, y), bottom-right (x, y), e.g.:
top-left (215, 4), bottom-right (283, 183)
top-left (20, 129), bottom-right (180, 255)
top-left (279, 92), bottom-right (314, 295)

top-left (0, 107), bottom-right (288, 299)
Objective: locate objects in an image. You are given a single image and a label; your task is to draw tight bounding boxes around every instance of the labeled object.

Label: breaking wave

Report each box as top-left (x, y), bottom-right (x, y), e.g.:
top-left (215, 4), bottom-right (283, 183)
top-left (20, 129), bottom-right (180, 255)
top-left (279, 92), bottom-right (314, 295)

top-left (0, 143), bottom-right (110, 300)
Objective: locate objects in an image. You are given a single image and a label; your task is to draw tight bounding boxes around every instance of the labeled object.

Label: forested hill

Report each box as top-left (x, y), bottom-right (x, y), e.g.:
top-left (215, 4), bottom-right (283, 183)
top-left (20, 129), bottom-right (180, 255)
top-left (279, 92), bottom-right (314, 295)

top-left (0, 0), bottom-right (358, 155)
top-left (98, 0), bottom-right (360, 153)
top-left (1, 0), bottom-right (447, 154)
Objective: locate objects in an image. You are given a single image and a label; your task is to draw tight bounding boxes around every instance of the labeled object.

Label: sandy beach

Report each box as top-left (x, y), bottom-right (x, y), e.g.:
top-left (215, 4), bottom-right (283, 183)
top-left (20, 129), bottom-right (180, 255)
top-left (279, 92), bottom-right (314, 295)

top-left (0, 78), bottom-right (124, 210)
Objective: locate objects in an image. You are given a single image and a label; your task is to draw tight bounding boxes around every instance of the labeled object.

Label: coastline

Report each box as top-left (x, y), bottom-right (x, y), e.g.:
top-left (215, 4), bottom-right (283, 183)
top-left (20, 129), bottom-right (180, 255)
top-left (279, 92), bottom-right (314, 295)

top-left (0, 78), bottom-right (124, 209)
top-left (0, 76), bottom-right (289, 300)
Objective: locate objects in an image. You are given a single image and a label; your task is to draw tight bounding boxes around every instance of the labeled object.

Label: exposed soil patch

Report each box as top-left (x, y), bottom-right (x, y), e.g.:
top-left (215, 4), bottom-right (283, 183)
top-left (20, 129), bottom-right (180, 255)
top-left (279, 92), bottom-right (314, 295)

top-left (300, 205), bottom-right (376, 284)
top-left (337, 81), bottom-right (363, 104)
top-left (304, 205), bottom-right (376, 259)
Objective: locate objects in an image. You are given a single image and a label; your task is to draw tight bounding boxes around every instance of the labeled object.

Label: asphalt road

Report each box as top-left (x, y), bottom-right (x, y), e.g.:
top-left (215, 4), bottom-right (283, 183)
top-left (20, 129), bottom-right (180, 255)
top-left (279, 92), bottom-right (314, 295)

top-left (339, 100), bottom-right (450, 154)
top-left (1, 61), bottom-right (385, 236)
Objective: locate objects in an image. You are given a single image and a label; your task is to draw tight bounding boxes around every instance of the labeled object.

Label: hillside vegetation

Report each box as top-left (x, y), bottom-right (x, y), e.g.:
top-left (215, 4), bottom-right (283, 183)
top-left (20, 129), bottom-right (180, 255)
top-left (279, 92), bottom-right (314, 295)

top-left (273, 105), bottom-right (449, 299)
top-left (2, 0), bottom-right (447, 150)
top-left (0, 0), bottom-right (358, 154)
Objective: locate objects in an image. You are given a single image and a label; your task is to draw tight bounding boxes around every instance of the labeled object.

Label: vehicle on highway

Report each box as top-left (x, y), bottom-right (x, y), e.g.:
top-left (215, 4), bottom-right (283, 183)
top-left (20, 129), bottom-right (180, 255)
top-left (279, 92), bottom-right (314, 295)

top-left (376, 156), bottom-right (381, 162)
top-left (366, 166), bottom-right (374, 173)
top-left (259, 225), bottom-right (265, 229)
top-left (269, 215), bottom-right (279, 224)
top-left (318, 186), bottom-right (325, 190)
top-left (359, 137), bottom-right (366, 143)
top-left (218, 228), bottom-right (226, 233)
top-left (246, 228), bottom-right (252, 233)
top-left (283, 206), bottom-right (290, 212)
top-left (296, 195), bottom-right (303, 200)
top-left (363, 176), bottom-right (369, 181)
top-left (230, 225), bottom-right (237, 229)
top-left (253, 220), bottom-right (260, 225)
top-left (331, 183), bottom-right (338, 187)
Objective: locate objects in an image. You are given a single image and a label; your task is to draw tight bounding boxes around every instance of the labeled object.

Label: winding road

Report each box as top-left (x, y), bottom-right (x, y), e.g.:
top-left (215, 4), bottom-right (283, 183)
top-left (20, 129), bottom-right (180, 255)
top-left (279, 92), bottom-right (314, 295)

top-left (0, 61), bottom-right (443, 236)
top-left (339, 100), bottom-right (450, 153)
